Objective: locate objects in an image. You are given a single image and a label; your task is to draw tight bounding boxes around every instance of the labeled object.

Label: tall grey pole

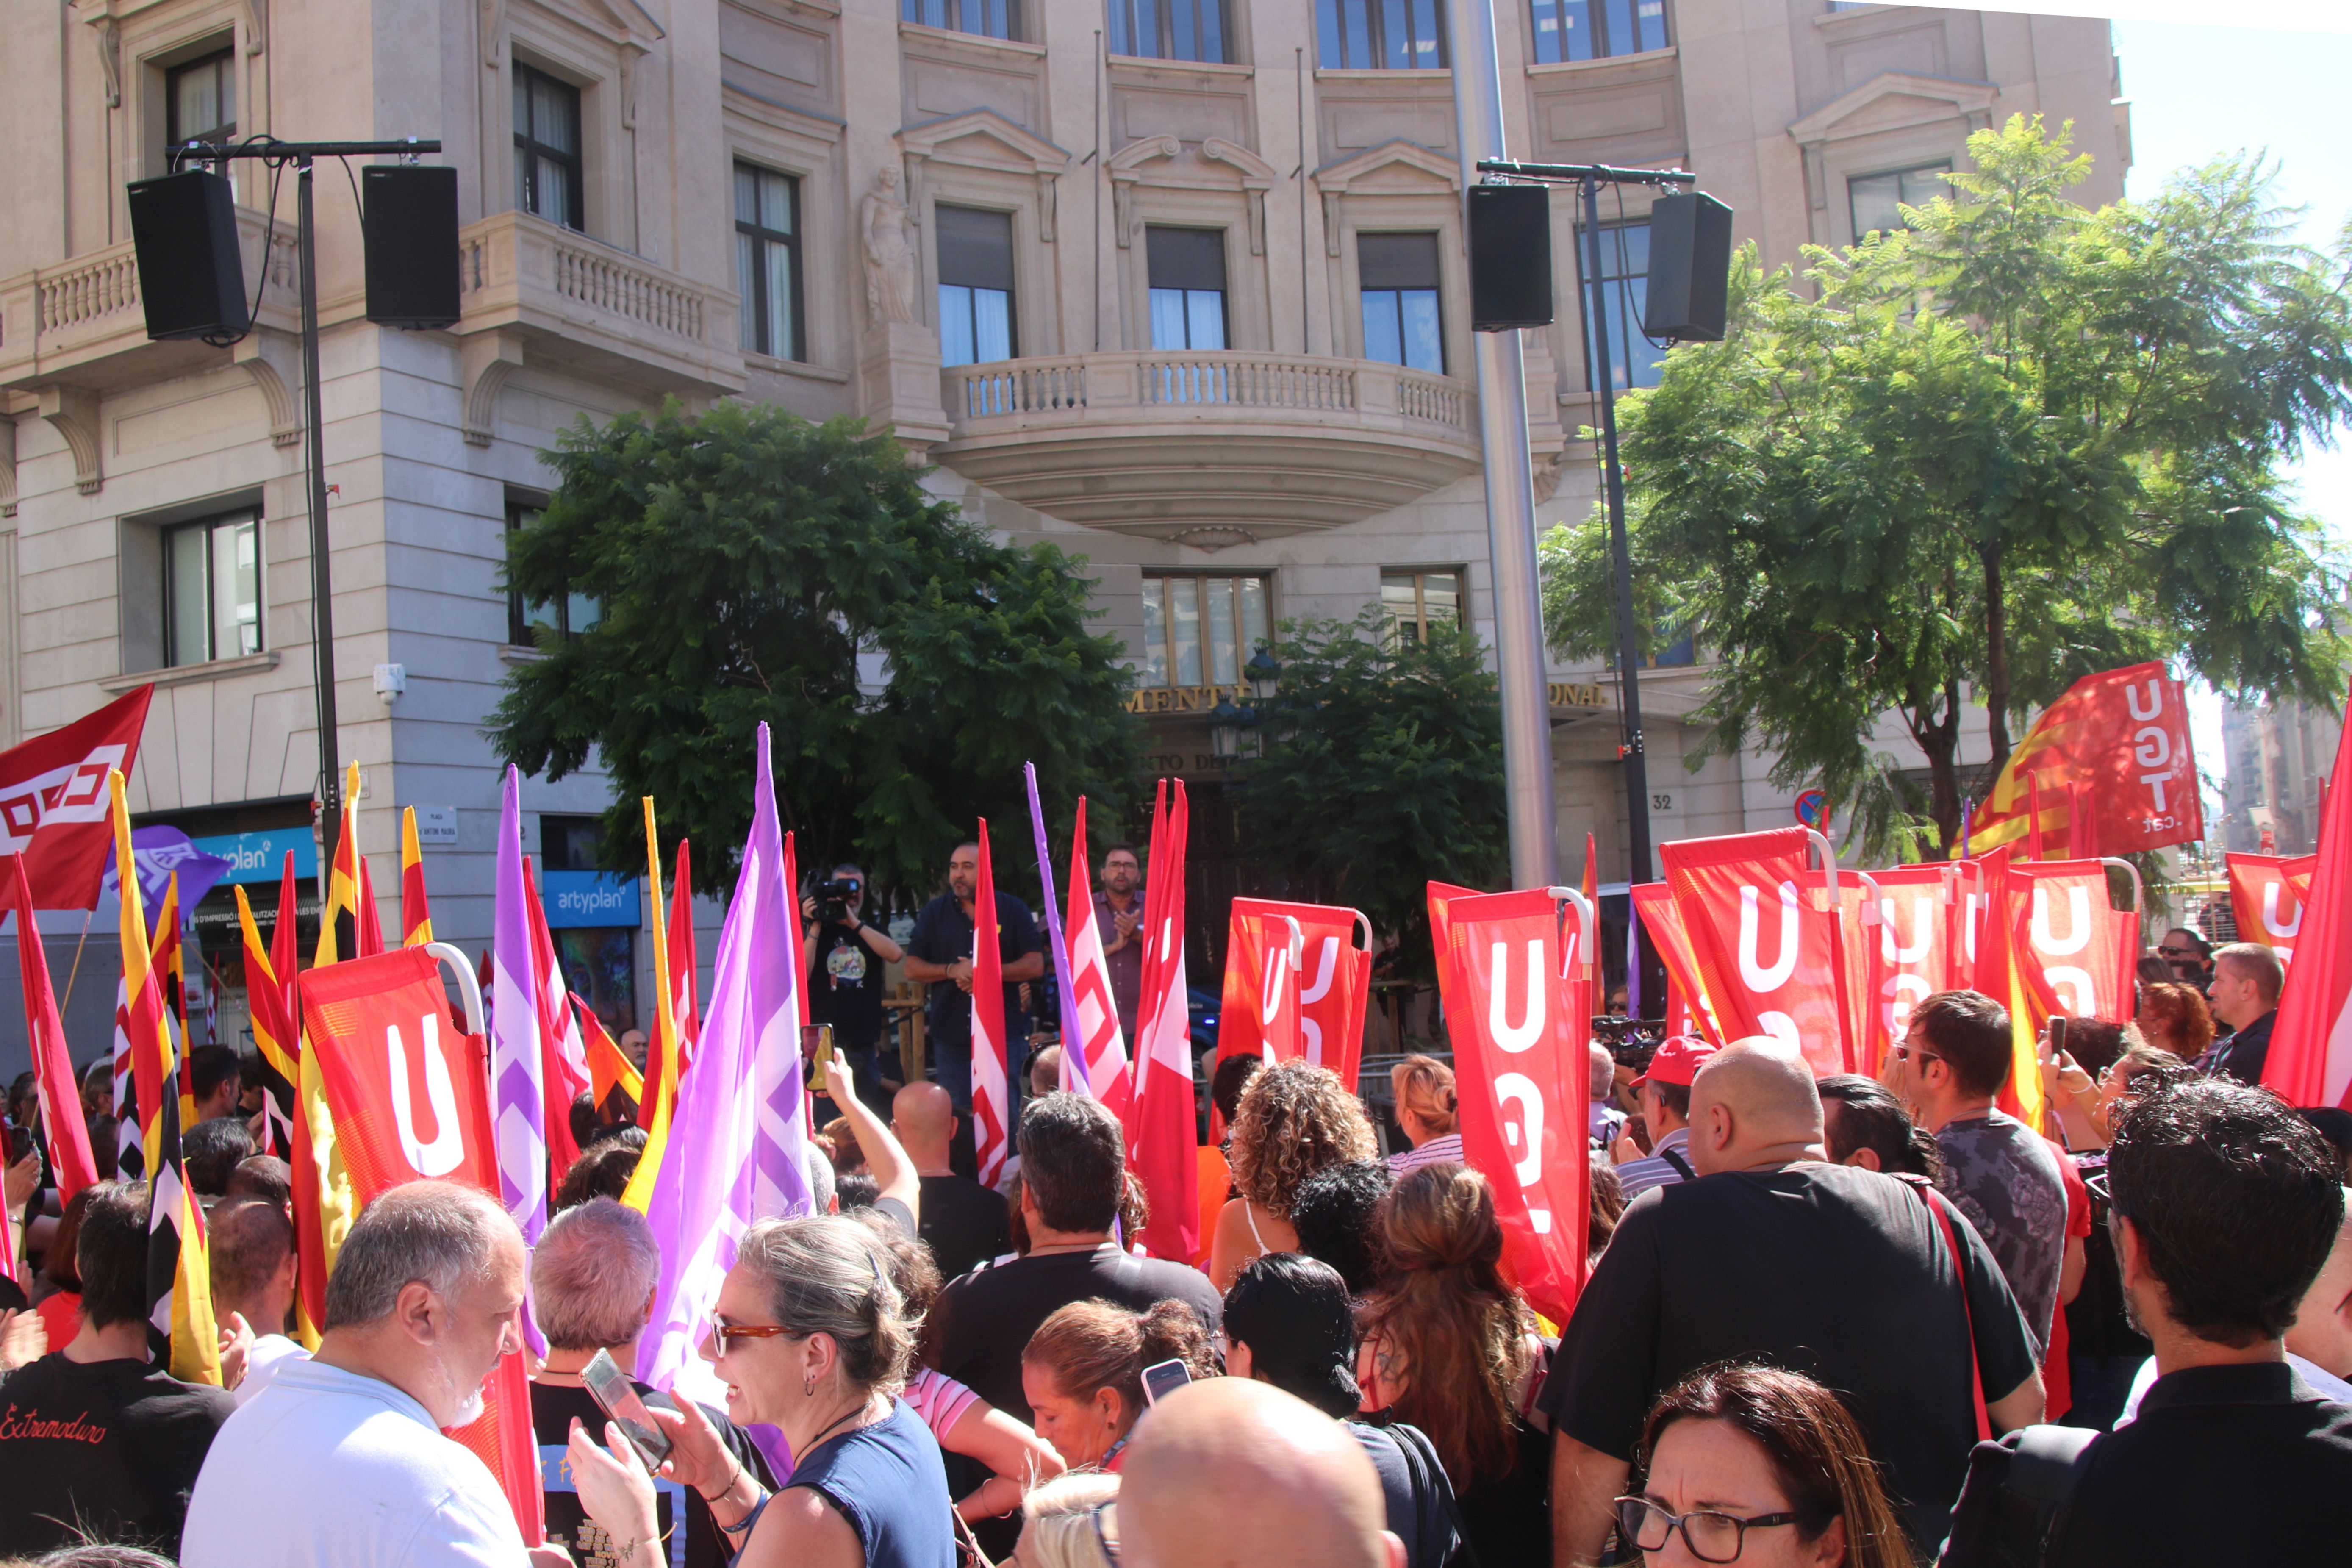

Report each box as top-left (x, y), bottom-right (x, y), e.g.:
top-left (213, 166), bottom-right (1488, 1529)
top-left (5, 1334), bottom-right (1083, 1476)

top-left (1582, 177), bottom-right (1651, 885)
top-left (1448, 0), bottom-right (1558, 890)
top-left (298, 158), bottom-right (349, 950)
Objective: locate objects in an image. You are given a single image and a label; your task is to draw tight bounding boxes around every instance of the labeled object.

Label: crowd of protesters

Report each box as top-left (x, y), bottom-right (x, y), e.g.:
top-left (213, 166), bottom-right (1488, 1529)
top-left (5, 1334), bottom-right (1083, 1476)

top-left (3, 863), bottom-right (2349, 1568)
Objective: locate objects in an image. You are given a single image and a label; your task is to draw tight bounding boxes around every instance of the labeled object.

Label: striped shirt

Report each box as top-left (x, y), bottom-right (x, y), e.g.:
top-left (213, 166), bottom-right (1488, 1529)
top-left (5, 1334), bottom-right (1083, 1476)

top-left (1387, 1132), bottom-right (1464, 1175)
top-left (902, 1365), bottom-right (982, 1442)
top-left (1615, 1127), bottom-right (1695, 1200)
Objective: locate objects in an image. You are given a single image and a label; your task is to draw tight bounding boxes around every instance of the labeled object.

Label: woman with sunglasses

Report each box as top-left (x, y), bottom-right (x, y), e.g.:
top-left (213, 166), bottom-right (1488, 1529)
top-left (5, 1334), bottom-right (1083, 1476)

top-left (566, 1213), bottom-right (956, 1568)
top-left (1616, 1363), bottom-right (1911, 1568)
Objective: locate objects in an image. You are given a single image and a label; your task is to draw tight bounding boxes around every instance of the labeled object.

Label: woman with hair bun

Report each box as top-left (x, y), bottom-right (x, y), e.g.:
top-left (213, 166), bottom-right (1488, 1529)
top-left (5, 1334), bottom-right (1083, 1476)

top-left (567, 1213), bottom-right (954, 1568)
top-left (1620, 1362), bottom-right (1912, 1568)
top-left (1020, 1299), bottom-right (1217, 1472)
top-left (1356, 1163), bottom-right (1551, 1565)
top-left (1386, 1055), bottom-right (1462, 1175)
top-left (1209, 1059), bottom-right (1379, 1290)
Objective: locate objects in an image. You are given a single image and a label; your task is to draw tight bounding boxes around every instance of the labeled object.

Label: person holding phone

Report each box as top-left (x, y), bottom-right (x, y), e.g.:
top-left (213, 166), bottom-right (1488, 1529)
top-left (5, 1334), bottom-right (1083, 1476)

top-left (1019, 1299), bottom-right (1217, 1473)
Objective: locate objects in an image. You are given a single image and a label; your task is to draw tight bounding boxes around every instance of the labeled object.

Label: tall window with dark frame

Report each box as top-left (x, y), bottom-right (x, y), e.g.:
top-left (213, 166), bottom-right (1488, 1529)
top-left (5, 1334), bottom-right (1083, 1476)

top-left (1380, 570), bottom-right (1463, 647)
top-left (1140, 574), bottom-right (1270, 688)
top-left (1578, 219), bottom-right (1665, 392)
top-left (1359, 233), bottom-right (1444, 373)
top-left (1317, 0), bottom-right (1446, 69)
top-left (937, 205), bottom-right (1017, 367)
top-left (1107, 0), bottom-right (1229, 64)
top-left (1145, 228), bottom-right (1228, 351)
top-left (164, 511), bottom-right (261, 669)
top-left (1530, 0), bottom-right (1670, 63)
top-left (902, 0), bottom-right (1018, 39)
top-left (166, 50), bottom-right (236, 149)
top-left (506, 503), bottom-right (602, 645)
top-left (513, 64), bottom-right (584, 230)
top-left (735, 164), bottom-right (803, 361)
top-left (1848, 162), bottom-right (1951, 239)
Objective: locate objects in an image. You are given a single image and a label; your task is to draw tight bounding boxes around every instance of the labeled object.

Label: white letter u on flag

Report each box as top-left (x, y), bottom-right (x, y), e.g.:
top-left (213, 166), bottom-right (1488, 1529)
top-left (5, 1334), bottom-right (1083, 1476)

top-left (388, 1015), bottom-right (466, 1178)
top-left (1739, 883), bottom-right (1800, 992)
top-left (1488, 940), bottom-right (1546, 1054)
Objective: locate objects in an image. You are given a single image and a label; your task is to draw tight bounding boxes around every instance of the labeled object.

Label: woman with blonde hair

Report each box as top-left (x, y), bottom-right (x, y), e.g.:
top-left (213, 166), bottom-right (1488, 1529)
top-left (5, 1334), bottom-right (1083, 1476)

top-left (1621, 1362), bottom-right (1912, 1568)
top-left (566, 1213), bottom-right (954, 1568)
top-left (1209, 1058), bottom-right (1379, 1290)
top-left (1020, 1298), bottom-right (1217, 1472)
top-left (1385, 1055), bottom-right (1463, 1176)
top-left (1356, 1163), bottom-right (1550, 1565)
top-left (1007, 1473), bottom-right (1120, 1568)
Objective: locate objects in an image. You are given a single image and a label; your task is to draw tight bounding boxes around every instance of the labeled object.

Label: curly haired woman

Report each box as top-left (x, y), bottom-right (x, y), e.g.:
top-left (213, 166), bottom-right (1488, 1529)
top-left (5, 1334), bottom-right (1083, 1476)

top-left (1208, 1059), bottom-right (1378, 1291)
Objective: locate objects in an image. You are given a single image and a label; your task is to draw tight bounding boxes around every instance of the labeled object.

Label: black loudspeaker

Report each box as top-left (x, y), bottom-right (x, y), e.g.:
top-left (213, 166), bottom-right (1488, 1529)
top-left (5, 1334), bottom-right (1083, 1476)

top-left (1469, 185), bottom-right (1553, 332)
top-left (363, 165), bottom-right (463, 330)
top-left (1642, 191), bottom-right (1733, 343)
top-left (127, 169), bottom-right (250, 342)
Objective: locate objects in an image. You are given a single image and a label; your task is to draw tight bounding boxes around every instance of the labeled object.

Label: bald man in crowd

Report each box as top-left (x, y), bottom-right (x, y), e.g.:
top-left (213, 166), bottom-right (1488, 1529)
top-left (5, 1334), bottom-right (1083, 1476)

top-left (1543, 1038), bottom-right (2045, 1567)
top-left (891, 1081), bottom-right (1010, 1279)
top-left (1122, 1379), bottom-right (1402, 1568)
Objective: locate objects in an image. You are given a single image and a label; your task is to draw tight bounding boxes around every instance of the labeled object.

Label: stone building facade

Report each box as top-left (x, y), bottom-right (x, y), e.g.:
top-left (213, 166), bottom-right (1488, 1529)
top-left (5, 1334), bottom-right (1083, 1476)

top-left (0, 0), bottom-right (2129, 1055)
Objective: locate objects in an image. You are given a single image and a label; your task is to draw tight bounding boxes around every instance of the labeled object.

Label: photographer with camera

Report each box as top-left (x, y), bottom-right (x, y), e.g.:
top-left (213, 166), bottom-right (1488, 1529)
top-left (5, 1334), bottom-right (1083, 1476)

top-left (802, 864), bottom-right (905, 1114)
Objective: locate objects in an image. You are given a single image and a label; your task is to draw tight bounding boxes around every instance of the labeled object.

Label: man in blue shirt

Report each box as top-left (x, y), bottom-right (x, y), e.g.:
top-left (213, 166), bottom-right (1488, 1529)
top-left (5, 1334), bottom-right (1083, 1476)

top-left (903, 840), bottom-right (1044, 1114)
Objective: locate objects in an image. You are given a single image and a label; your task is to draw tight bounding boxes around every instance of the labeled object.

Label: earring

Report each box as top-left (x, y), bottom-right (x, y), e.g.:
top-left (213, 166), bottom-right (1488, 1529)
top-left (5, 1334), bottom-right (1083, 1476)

top-left (804, 1374), bottom-right (815, 1397)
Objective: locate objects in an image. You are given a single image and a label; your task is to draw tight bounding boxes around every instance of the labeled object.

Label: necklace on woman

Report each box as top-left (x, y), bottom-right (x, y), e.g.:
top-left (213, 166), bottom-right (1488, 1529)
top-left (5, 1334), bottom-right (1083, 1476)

top-left (797, 1392), bottom-right (881, 1464)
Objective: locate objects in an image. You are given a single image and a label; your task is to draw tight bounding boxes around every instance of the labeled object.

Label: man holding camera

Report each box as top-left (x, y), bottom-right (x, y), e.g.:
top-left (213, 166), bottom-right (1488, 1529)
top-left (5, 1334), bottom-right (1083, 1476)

top-left (802, 863), bottom-right (904, 1111)
top-left (904, 841), bottom-right (1044, 1116)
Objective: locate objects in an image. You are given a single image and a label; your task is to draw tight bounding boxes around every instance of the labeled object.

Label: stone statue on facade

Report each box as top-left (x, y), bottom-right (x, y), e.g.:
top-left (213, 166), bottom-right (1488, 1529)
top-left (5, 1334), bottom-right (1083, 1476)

top-left (860, 165), bottom-right (919, 327)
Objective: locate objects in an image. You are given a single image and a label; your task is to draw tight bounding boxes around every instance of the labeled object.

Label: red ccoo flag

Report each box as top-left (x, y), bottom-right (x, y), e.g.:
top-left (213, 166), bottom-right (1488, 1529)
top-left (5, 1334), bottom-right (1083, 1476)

top-left (2264, 691), bottom-right (2352, 1110)
top-left (970, 822), bottom-right (1012, 1187)
top-left (0, 685), bottom-right (153, 910)
top-left (1125, 780), bottom-right (1197, 1263)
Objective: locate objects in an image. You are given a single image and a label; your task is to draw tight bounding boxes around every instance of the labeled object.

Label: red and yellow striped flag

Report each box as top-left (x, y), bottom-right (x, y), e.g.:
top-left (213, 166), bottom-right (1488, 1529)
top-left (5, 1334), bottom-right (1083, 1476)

top-left (313, 761), bottom-right (363, 968)
top-left (621, 799), bottom-right (682, 1213)
top-left (109, 772), bottom-right (220, 1384)
top-left (400, 806), bottom-right (433, 946)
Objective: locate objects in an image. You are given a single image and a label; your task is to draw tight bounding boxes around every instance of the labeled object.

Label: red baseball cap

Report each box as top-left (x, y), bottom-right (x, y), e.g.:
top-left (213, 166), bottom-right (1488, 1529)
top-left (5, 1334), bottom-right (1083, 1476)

top-left (1633, 1035), bottom-right (1717, 1089)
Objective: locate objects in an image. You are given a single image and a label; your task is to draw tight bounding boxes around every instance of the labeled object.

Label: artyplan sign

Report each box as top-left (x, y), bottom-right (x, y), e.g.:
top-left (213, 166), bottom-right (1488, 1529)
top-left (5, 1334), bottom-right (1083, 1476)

top-left (189, 827), bottom-right (319, 883)
top-left (541, 870), bottom-right (641, 928)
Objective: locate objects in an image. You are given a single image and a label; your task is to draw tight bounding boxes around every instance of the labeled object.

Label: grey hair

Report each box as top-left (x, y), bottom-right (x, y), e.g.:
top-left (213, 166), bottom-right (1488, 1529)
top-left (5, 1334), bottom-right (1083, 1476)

top-left (804, 1142), bottom-right (838, 1213)
top-left (323, 1180), bottom-right (515, 1331)
top-left (1019, 1473), bottom-right (1121, 1568)
top-left (734, 1214), bottom-right (913, 1396)
top-left (532, 1197), bottom-right (661, 1351)
top-left (1589, 1041), bottom-right (1616, 1099)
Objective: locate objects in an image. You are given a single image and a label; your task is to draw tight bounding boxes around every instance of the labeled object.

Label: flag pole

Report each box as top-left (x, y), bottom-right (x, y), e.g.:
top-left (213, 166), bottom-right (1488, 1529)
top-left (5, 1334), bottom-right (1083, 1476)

top-left (1023, 763), bottom-right (1089, 1094)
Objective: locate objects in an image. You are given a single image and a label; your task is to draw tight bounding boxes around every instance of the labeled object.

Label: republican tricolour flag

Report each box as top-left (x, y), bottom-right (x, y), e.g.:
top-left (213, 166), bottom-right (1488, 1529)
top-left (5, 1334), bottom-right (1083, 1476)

top-left (2265, 687), bottom-right (2352, 1111)
top-left (1063, 796), bottom-right (1131, 1115)
top-left (971, 821), bottom-right (1012, 1188)
top-left (634, 724), bottom-right (811, 1389)
top-left (1124, 780), bottom-right (1196, 1263)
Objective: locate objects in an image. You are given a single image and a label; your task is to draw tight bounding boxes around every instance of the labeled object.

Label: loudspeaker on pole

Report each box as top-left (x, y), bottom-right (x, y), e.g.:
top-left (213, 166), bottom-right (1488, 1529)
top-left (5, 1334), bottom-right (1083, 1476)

top-left (1642, 191), bottom-right (1733, 343)
top-left (127, 169), bottom-right (250, 343)
top-left (362, 165), bottom-right (463, 330)
top-left (1469, 184), bottom-right (1553, 333)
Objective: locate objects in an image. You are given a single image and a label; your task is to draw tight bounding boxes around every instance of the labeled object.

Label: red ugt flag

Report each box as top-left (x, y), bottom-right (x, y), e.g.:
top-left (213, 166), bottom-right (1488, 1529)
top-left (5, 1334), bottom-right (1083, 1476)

top-left (1661, 828), bottom-right (1850, 1075)
top-left (2265, 689), bottom-right (2352, 1111)
top-left (2229, 852), bottom-right (2318, 967)
top-left (1963, 663), bottom-right (2200, 858)
top-left (0, 686), bottom-right (153, 909)
top-left (298, 946), bottom-right (547, 1545)
top-left (1441, 888), bottom-right (1592, 1327)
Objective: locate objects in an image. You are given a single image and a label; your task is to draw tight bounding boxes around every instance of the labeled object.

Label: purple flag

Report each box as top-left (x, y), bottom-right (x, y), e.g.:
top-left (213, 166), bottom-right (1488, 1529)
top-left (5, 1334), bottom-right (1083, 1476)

top-left (1025, 762), bottom-right (1090, 1097)
top-left (637, 723), bottom-right (810, 1390)
top-left (491, 767), bottom-right (549, 1356)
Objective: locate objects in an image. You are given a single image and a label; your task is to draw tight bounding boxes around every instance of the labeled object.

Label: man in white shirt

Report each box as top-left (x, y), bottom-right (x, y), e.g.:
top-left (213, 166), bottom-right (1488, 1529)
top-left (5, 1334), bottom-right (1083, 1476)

top-left (181, 1179), bottom-right (568, 1568)
top-left (1612, 1036), bottom-right (1716, 1199)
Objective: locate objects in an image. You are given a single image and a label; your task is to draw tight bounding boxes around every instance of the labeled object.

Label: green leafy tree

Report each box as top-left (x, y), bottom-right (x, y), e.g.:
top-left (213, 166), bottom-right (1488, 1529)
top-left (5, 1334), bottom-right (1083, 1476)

top-left (1239, 611), bottom-right (1506, 962)
top-left (490, 401), bottom-right (1136, 892)
top-left (1542, 117), bottom-right (2352, 860)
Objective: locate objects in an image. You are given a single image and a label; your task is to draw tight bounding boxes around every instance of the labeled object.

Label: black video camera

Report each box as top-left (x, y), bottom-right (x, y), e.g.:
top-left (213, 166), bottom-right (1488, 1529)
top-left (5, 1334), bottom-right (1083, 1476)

top-left (817, 876), bottom-right (861, 924)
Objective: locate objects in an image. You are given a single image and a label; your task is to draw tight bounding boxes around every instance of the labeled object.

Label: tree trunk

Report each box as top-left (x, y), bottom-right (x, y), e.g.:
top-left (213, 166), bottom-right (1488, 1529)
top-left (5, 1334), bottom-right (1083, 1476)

top-left (1919, 679), bottom-right (1964, 853)
top-left (1982, 542), bottom-right (2012, 778)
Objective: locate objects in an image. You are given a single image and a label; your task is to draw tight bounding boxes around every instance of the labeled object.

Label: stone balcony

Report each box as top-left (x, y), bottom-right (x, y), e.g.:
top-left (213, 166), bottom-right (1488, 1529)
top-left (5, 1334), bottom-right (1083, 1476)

top-left (0, 206), bottom-right (300, 398)
top-left (933, 351), bottom-right (1483, 545)
top-left (452, 211), bottom-right (745, 443)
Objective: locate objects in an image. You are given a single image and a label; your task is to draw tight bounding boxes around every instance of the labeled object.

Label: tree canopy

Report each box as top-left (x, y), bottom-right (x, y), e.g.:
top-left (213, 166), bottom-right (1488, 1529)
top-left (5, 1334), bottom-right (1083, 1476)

top-left (1541, 117), bottom-right (2352, 860)
top-left (490, 402), bottom-right (1136, 891)
top-left (1239, 611), bottom-right (1506, 963)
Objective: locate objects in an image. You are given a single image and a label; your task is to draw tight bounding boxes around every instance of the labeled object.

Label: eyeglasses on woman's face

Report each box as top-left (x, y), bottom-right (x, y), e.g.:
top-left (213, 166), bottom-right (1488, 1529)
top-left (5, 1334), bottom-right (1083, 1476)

top-left (703, 1313), bottom-right (797, 1357)
top-left (1614, 1496), bottom-right (1801, 1564)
